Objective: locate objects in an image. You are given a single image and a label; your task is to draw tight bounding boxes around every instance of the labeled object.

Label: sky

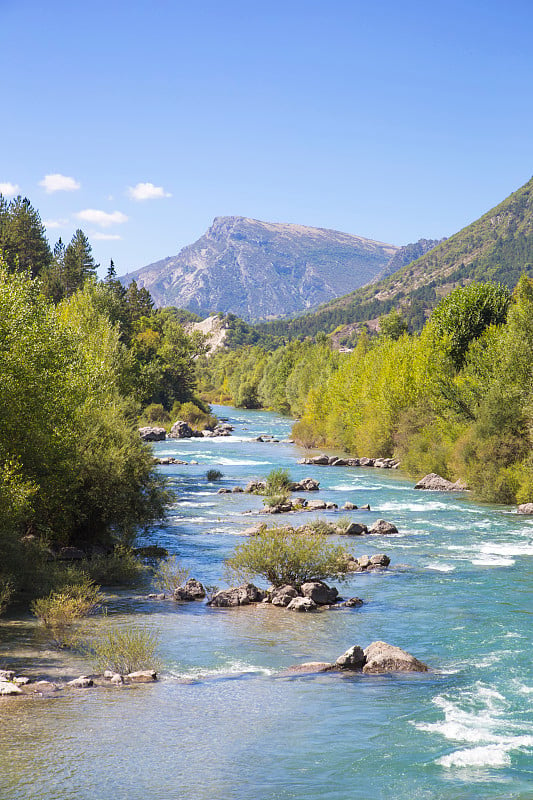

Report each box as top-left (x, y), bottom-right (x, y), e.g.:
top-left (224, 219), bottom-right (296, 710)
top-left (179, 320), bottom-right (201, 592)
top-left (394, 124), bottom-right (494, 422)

top-left (1, 0), bottom-right (532, 277)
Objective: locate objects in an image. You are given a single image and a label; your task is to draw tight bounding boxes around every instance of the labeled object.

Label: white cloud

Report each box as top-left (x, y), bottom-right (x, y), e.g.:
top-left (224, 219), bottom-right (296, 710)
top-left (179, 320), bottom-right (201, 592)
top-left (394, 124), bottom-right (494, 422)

top-left (43, 218), bottom-right (69, 229)
top-left (92, 232), bottom-right (122, 241)
top-left (128, 182), bottom-right (171, 201)
top-left (39, 173), bottom-right (81, 193)
top-left (75, 209), bottom-right (128, 227)
top-left (0, 182), bottom-right (20, 197)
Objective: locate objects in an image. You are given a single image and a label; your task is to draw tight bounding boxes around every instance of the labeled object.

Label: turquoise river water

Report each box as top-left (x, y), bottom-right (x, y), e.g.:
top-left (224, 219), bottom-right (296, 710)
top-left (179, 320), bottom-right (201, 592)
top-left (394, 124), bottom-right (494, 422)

top-left (0, 405), bottom-right (532, 799)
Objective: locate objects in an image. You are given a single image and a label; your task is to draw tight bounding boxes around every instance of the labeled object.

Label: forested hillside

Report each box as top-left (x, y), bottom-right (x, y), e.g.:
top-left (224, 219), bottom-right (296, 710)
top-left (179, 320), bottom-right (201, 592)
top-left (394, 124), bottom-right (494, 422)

top-left (254, 176), bottom-right (533, 339)
top-left (198, 278), bottom-right (533, 506)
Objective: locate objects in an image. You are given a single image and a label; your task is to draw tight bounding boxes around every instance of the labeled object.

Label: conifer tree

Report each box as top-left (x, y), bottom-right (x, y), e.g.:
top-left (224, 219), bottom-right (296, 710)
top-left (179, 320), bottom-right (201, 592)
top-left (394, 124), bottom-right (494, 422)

top-left (0, 196), bottom-right (52, 277)
top-left (63, 229), bottom-right (97, 296)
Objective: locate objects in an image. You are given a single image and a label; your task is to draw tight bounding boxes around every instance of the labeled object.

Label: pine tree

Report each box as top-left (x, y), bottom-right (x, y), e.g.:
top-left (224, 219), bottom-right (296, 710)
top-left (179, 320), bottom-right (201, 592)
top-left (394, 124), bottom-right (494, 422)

top-left (0, 196), bottom-right (52, 277)
top-left (63, 229), bottom-right (97, 296)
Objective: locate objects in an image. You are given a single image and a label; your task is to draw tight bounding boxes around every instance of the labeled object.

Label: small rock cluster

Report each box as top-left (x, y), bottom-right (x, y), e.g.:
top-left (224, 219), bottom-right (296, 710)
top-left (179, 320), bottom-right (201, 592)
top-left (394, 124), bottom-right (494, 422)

top-left (206, 581), bottom-right (364, 612)
top-left (0, 668), bottom-right (157, 698)
top-left (517, 502), bottom-right (533, 514)
top-left (169, 420), bottom-right (233, 439)
top-left (298, 455), bottom-right (400, 469)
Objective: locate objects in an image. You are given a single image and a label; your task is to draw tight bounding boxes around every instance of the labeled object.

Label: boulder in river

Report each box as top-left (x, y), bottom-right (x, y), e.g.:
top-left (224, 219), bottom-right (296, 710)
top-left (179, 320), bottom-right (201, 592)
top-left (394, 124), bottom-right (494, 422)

top-left (335, 645), bottom-right (366, 670)
top-left (362, 641), bottom-right (429, 673)
top-left (368, 519), bottom-right (398, 535)
top-left (517, 503), bottom-right (533, 514)
top-left (0, 681), bottom-right (22, 696)
top-left (290, 478), bottom-right (320, 491)
top-left (138, 426), bottom-right (167, 441)
top-left (207, 583), bottom-right (267, 607)
top-left (414, 473), bottom-right (468, 491)
top-left (169, 420), bottom-right (194, 439)
top-left (126, 670), bottom-right (157, 683)
top-left (340, 521), bottom-right (367, 535)
top-left (174, 578), bottom-right (206, 601)
top-left (287, 596), bottom-right (318, 612)
top-left (67, 676), bottom-right (94, 689)
top-left (271, 585), bottom-right (299, 607)
top-left (300, 581), bottom-right (338, 605)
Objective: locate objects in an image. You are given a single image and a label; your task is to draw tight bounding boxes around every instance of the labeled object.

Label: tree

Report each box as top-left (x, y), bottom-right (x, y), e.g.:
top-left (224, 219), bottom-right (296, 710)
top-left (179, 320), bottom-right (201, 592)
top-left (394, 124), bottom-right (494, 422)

top-left (379, 309), bottom-right (409, 339)
top-left (63, 229), bottom-right (97, 296)
top-left (225, 526), bottom-right (351, 589)
top-left (430, 282), bottom-right (511, 369)
top-left (0, 195), bottom-right (52, 277)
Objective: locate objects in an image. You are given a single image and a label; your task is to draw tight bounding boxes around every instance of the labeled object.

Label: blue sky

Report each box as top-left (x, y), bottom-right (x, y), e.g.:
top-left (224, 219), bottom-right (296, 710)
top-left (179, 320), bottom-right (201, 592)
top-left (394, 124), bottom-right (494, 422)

top-left (1, 0), bottom-right (532, 276)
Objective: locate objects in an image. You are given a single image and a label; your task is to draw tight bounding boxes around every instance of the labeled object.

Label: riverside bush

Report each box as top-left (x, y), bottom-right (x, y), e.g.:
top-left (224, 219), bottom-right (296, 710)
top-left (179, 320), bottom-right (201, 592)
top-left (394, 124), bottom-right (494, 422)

top-left (84, 545), bottom-right (147, 586)
top-left (32, 579), bottom-right (103, 646)
top-left (264, 468), bottom-right (292, 495)
top-left (152, 556), bottom-right (188, 594)
top-left (225, 525), bottom-right (351, 589)
top-left (206, 469), bottom-right (223, 481)
top-left (90, 623), bottom-right (160, 674)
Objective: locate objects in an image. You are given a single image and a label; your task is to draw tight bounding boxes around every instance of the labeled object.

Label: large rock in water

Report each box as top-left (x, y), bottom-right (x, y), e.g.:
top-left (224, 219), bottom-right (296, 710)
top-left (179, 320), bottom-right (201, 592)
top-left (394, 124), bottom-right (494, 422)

top-left (138, 426), bottom-right (167, 441)
top-left (169, 420), bottom-right (194, 439)
top-left (207, 583), bottom-right (267, 607)
top-left (362, 641), bottom-right (429, 674)
top-left (174, 578), bottom-right (206, 601)
top-left (300, 581), bottom-right (338, 605)
top-left (517, 503), bottom-right (533, 514)
top-left (414, 473), bottom-right (468, 491)
top-left (335, 645), bottom-right (366, 670)
top-left (368, 519), bottom-right (398, 535)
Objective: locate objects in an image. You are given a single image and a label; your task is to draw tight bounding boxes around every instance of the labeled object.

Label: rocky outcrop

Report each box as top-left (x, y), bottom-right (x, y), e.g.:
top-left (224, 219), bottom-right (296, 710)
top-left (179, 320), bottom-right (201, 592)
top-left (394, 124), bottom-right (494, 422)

top-left (174, 578), bottom-right (206, 601)
top-left (290, 478), bottom-right (320, 492)
top-left (169, 420), bottom-right (194, 439)
top-left (154, 457), bottom-right (188, 465)
top-left (362, 641), bottom-right (429, 674)
top-left (414, 473), bottom-right (468, 491)
top-left (271, 585), bottom-right (299, 607)
top-left (300, 581), bottom-right (338, 605)
top-left (207, 583), bottom-right (267, 607)
top-left (139, 426), bottom-right (167, 441)
top-left (298, 455), bottom-right (400, 469)
top-left (517, 503), bottom-right (533, 514)
top-left (287, 597), bottom-right (317, 612)
top-left (368, 519), bottom-right (398, 535)
top-left (126, 670), bottom-right (157, 683)
top-left (335, 645), bottom-right (366, 670)
top-left (346, 553), bottom-right (390, 571)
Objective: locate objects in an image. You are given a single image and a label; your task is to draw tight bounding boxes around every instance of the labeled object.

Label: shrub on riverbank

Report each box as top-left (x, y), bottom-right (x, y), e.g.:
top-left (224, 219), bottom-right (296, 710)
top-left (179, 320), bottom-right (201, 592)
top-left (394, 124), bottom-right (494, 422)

top-left (226, 526), bottom-right (352, 589)
top-left (90, 624), bottom-right (160, 675)
top-left (153, 556), bottom-right (188, 594)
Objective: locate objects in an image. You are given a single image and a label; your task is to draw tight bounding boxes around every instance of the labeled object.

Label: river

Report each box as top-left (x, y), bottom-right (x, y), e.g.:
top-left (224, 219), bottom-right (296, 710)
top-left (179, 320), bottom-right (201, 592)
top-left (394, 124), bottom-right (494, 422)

top-left (1, 405), bottom-right (532, 799)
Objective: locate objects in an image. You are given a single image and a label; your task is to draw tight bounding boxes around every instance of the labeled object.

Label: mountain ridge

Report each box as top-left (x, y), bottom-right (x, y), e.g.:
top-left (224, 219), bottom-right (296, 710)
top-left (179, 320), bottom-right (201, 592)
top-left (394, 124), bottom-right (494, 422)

top-left (120, 215), bottom-right (398, 321)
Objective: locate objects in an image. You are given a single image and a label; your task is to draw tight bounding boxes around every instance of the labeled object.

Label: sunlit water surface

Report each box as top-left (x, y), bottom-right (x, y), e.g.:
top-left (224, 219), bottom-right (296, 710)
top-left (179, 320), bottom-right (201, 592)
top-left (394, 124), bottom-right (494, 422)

top-left (1, 406), bottom-right (532, 799)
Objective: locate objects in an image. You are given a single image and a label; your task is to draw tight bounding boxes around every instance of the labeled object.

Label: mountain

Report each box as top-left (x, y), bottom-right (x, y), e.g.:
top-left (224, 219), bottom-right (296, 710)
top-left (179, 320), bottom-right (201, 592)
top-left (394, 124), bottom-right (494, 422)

top-left (372, 238), bottom-right (445, 282)
top-left (255, 175), bottom-right (533, 339)
top-left (120, 216), bottom-right (398, 321)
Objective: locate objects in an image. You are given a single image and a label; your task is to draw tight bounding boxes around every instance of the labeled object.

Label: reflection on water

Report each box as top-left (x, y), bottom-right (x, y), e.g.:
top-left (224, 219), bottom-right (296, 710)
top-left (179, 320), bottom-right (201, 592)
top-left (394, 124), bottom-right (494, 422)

top-left (1, 405), bottom-right (532, 800)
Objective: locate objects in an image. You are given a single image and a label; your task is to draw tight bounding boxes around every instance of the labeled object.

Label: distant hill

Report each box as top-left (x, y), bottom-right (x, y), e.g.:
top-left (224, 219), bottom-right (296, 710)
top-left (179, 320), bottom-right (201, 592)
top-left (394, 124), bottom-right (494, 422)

top-left (255, 176), bottom-right (533, 338)
top-left (120, 216), bottom-right (398, 322)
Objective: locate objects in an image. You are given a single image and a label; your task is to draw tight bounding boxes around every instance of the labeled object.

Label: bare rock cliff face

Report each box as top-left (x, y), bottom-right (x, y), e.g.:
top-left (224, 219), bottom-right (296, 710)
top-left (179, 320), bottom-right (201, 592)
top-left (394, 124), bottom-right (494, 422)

top-left (121, 216), bottom-right (397, 321)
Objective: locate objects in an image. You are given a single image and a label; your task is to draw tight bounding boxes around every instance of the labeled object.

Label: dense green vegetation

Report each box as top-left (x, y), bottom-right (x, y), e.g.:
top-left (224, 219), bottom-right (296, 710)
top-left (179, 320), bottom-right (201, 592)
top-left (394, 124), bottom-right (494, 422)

top-left (0, 194), bottom-right (209, 614)
top-left (200, 279), bottom-right (533, 506)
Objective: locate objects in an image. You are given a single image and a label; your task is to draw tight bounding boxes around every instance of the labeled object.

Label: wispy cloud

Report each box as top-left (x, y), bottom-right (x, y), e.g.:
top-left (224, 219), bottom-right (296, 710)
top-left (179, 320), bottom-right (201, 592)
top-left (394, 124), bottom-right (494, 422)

top-left (75, 209), bottom-right (128, 227)
top-left (39, 173), bottom-right (81, 193)
top-left (43, 218), bottom-right (69, 229)
top-left (92, 232), bottom-right (122, 241)
top-left (0, 181), bottom-right (20, 197)
top-left (128, 182), bottom-right (171, 201)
